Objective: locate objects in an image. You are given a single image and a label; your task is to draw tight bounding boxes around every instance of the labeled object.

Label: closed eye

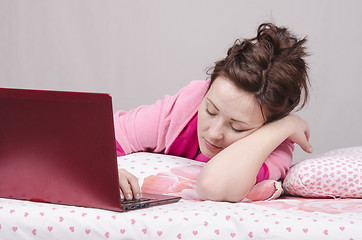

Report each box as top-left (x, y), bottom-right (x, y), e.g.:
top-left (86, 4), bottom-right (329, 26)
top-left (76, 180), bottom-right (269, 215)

top-left (230, 124), bottom-right (246, 133)
top-left (206, 108), bottom-right (217, 116)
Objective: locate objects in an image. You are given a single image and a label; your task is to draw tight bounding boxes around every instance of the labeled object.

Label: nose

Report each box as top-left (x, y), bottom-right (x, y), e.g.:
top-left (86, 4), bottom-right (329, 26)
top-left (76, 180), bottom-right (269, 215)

top-left (208, 119), bottom-right (224, 140)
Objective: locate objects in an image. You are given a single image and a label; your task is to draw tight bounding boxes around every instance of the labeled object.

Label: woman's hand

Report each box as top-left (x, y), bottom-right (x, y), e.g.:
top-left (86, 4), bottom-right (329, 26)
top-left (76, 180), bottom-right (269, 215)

top-left (283, 114), bottom-right (313, 153)
top-left (118, 168), bottom-right (141, 201)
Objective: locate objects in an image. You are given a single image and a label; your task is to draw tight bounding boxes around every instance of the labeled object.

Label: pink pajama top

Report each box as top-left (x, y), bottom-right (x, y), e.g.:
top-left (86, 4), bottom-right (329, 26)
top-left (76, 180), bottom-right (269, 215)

top-left (114, 80), bottom-right (294, 183)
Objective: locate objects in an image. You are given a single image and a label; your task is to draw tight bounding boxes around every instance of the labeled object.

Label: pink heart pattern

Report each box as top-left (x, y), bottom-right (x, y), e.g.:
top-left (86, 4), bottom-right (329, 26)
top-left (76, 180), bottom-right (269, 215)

top-left (283, 146), bottom-right (362, 198)
top-left (0, 151), bottom-right (361, 239)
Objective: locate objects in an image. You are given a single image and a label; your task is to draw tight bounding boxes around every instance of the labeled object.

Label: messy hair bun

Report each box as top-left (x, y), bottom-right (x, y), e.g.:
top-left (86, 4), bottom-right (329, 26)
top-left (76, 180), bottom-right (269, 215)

top-left (209, 23), bottom-right (310, 123)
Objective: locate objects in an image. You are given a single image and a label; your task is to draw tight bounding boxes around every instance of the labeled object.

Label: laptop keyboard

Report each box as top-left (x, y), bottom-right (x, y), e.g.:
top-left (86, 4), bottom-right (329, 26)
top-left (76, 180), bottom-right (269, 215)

top-left (121, 198), bottom-right (151, 204)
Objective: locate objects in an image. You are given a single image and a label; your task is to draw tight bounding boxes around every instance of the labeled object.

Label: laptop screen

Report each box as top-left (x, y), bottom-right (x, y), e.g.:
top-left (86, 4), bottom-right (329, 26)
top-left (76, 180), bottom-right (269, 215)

top-left (0, 88), bottom-right (122, 211)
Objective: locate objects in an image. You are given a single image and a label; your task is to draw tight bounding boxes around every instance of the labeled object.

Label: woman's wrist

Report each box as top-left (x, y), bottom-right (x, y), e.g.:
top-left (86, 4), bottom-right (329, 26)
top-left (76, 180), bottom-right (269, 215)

top-left (261, 114), bottom-right (312, 153)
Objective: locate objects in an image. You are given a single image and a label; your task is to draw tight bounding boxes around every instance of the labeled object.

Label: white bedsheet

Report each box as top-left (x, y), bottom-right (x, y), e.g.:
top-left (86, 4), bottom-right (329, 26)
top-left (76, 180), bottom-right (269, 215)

top-left (1, 153), bottom-right (361, 239)
top-left (1, 196), bottom-right (361, 239)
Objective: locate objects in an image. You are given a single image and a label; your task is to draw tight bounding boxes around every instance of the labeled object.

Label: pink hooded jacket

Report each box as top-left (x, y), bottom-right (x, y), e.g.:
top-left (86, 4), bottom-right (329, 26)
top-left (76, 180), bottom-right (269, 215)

top-left (114, 80), bottom-right (294, 181)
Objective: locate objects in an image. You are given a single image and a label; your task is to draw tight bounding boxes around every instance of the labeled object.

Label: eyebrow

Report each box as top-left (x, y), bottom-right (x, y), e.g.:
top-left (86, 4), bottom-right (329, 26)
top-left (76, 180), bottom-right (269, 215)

top-left (231, 118), bottom-right (250, 126)
top-left (207, 98), bottom-right (219, 111)
top-left (206, 98), bottom-right (250, 126)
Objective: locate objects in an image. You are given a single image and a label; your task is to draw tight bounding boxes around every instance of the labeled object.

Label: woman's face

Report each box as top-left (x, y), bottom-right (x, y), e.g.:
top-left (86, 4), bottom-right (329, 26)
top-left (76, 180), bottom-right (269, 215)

top-left (197, 77), bottom-right (265, 158)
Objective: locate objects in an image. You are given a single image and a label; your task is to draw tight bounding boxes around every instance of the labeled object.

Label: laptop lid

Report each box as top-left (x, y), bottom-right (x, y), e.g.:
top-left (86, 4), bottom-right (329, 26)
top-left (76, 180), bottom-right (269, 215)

top-left (0, 88), bottom-right (180, 212)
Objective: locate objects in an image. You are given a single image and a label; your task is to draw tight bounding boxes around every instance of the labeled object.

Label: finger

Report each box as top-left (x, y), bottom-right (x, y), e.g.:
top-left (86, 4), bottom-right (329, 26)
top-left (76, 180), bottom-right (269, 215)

top-left (301, 135), bottom-right (313, 153)
top-left (128, 176), bottom-right (141, 200)
top-left (304, 126), bottom-right (312, 153)
top-left (304, 141), bottom-right (313, 153)
top-left (118, 172), bottom-right (134, 200)
top-left (304, 120), bottom-right (311, 140)
top-left (119, 177), bottom-right (132, 200)
top-left (118, 169), bottom-right (141, 200)
top-left (122, 169), bottom-right (141, 199)
top-left (305, 128), bottom-right (310, 141)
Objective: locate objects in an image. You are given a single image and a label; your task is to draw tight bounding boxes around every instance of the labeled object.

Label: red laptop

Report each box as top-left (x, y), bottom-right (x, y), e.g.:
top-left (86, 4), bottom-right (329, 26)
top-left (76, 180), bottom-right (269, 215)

top-left (0, 87), bottom-right (181, 212)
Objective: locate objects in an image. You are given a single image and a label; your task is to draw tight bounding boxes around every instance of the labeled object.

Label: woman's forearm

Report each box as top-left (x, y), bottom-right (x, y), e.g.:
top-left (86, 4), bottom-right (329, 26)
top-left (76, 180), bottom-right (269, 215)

top-left (196, 115), bottom-right (311, 202)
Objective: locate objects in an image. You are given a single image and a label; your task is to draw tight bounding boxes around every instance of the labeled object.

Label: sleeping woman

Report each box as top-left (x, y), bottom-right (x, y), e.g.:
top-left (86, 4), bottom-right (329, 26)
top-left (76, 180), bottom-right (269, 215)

top-left (114, 23), bottom-right (313, 202)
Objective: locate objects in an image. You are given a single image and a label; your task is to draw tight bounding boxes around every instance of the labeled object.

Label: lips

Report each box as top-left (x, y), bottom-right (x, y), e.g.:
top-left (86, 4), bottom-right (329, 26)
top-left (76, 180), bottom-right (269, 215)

top-left (203, 138), bottom-right (223, 151)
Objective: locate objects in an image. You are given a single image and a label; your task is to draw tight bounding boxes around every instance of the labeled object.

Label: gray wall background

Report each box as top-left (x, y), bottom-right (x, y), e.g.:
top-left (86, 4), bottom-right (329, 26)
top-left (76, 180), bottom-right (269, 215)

top-left (1, 0), bottom-right (361, 162)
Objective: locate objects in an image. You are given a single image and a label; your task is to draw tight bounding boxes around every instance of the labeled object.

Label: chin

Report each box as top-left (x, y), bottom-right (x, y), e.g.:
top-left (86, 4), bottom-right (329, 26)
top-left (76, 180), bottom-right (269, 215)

top-left (199, 146), bottom-right (216, 159)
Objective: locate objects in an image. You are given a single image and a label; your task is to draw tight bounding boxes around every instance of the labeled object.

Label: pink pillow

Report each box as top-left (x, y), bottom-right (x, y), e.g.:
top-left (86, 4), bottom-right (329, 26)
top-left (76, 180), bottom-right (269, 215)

top-left (283, 146), bottom-right (362, 198)
top-left (118, 152), bottom-right (283, 201)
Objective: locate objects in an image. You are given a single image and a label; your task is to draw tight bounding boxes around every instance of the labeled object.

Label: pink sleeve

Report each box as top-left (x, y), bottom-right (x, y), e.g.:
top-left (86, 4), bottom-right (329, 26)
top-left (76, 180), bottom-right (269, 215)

top-left (113, 80), bottom-right (209, 155)
top-left (113, 95), bottom-right (174, 155)
top-left (264, 139), bottom-right (295, 181)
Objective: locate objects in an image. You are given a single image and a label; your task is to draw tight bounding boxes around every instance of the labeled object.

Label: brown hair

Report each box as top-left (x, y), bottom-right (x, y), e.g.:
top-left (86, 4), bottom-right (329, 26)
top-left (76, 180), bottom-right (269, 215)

top-left (208, 23), bottom-right (310, 123)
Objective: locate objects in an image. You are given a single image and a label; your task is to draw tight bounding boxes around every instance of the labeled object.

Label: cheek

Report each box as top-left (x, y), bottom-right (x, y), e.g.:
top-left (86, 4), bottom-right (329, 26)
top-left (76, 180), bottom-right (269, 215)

top-left (197, 110), bottom-right (208, 131)
top-left (224, 131), bottom-right (253, 147)
top-left (196, 113), bottom-right (204, 138)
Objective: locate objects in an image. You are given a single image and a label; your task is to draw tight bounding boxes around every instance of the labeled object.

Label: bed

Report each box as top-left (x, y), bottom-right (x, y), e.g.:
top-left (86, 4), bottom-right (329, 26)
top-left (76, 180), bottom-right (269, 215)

top-left (1, 147), bottom-right (361, 239)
